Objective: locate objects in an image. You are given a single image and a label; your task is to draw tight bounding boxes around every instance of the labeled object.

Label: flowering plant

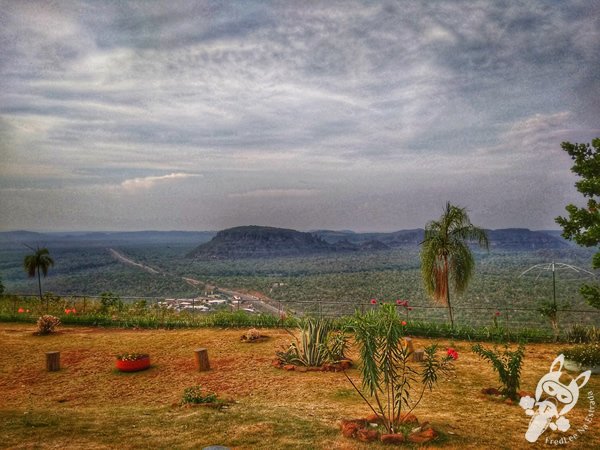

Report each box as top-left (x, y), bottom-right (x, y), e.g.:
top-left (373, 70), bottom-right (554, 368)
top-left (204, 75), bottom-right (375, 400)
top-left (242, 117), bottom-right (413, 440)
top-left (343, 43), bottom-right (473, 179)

top-left (446, 347), bottom-right (459, 360)
top-left (561, 343), bottom-right (600, 367)
top-left (116, 353), bottom-right (149, 362)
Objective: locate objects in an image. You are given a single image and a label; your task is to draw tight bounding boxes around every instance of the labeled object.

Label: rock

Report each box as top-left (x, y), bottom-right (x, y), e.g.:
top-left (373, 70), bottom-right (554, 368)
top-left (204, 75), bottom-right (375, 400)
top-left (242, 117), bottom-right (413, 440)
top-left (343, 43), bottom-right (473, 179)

top-left (365, 414), bottom-right (383, 424)
top-left (283, 364), bottom-right (295, 371)
top-left (418, 421), bottom-right (431, 431)
top-left (381, 433), bottom-right (405, 444)
top-left (296, 366), bottom-right (308, 373)
top-left (504, 398), bottom-right (513, 405)
top-left (339, 359), bottom-right (352, 370)
top-left (356, 428), bottom-right (379, 442)
top-left (341, 422), bottom-right (360, 438)
top-left (519, 390), bottom-right (534, 399)
top-left (341, 419), bottom-right (367, 428)
top-left (271, 360), bottom-right (282, 368)
top-left (399, 412), bottom-right (419, 424)
top-left (481, 387), bottom-right (501, 396)
top-left (408, 428), bottom-right (438, 444)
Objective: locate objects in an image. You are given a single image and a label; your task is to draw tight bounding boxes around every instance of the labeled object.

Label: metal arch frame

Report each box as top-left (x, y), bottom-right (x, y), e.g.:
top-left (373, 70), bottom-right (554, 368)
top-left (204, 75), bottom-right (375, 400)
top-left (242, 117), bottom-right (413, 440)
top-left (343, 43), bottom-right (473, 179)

top-left (518, 261), bottom-right (596, 308)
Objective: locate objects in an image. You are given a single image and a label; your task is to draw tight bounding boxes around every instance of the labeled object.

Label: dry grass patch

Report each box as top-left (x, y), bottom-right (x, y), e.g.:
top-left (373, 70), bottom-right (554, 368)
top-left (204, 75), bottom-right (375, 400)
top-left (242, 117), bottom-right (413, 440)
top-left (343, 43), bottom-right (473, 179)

top-left (0, 324), bottom-right (598, 449)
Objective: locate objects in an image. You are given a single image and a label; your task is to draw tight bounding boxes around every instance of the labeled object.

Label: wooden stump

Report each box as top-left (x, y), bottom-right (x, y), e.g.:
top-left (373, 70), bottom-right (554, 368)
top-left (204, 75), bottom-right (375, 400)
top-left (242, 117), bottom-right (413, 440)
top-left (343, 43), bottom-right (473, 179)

top-left (195, 348), bottom-right (210, 372)
top-left (46, 351), bottom-right (60, 371)
top-left (404, 337), bottom-right (414, 355)
top-left (413, 349), bottom-right (425, 362)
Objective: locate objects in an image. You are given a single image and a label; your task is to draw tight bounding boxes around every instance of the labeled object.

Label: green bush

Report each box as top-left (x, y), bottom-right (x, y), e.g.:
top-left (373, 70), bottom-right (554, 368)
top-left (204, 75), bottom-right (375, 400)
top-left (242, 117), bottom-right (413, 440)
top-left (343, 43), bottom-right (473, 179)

top-left (561, 343), bottom-right (600, 367)
top-left (181, 385), bottom-right (217, 405)
top-left (100, 292), bottom-right (124, 313)
top-left (472, 343), bottom-right (525, 400)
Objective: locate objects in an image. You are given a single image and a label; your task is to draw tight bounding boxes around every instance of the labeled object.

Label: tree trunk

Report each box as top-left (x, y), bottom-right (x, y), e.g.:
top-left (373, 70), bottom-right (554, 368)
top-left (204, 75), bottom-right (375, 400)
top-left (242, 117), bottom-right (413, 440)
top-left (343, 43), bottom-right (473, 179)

top-left (46, 351), bottom-right (60, 371)
top-left (194, 348), bottom-right (210, 371)
top-left (444, 256), bottom-right (454, 328)
top-left (37, 268), bottom-right (44, 307)
top-left (412, 349), bottom-right (425, 362)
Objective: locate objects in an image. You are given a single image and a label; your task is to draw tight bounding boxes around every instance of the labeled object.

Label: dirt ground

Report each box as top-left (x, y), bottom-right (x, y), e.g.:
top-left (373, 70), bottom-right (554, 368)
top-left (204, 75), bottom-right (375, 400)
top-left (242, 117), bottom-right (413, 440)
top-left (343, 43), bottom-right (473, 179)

top-left (0, 323), bottom-right (598, 449)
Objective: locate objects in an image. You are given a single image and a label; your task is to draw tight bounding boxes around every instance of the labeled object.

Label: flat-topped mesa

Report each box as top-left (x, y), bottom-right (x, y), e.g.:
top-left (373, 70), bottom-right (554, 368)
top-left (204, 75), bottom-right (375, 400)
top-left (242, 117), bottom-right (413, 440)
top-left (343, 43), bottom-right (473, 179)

top-left (186, 225), bottom-right (359, 259)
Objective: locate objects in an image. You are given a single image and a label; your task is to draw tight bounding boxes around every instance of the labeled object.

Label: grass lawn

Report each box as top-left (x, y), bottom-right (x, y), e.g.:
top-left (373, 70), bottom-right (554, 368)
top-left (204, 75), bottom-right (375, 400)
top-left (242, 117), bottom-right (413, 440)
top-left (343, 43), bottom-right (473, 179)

top-left (0, 323), bottom-right (598, 449)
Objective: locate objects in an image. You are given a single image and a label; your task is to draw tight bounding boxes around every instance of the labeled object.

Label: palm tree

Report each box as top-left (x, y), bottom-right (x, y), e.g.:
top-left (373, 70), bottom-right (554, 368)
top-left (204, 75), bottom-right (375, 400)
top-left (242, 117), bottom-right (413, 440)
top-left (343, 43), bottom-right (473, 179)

top-left (23, 247), bottom-right (54, 309)
top-left (420, 202), bottom-right (489, 327)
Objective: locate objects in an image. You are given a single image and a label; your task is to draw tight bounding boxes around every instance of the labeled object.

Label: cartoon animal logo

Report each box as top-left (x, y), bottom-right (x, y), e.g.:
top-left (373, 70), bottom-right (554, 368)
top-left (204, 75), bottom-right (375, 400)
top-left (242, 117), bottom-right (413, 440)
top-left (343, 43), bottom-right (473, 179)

top-left (520, 354), bottom-right (591, 443)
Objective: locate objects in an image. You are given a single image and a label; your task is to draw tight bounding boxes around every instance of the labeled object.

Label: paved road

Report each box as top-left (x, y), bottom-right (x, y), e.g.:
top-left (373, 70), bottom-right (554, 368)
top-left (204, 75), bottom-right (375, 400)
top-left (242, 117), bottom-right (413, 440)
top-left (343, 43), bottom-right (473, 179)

top-left (109, 248), bottom-right (161, 274)
top-left (109, 248), bottom-right (280, 315)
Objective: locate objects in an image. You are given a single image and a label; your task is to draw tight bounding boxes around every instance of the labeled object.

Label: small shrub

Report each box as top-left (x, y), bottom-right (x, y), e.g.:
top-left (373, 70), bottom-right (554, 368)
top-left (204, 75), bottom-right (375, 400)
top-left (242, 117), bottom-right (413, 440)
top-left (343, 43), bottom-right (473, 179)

top-left (347, 302), bottom-right (455, 434)
top-left (100, 292), bottom-right (124, 314)
top-left (565, 325), bottom-right (600, 344)
top-left (472, 343), bottom-right (525, 401)
top-left (181, 385), bottom-right (217, 405)
top-left (242, 328), bottom-right (262, 341)
top-left (561, 343), bottom-right (600, 367)
top-left (36, 315), bottom-right (61, 335)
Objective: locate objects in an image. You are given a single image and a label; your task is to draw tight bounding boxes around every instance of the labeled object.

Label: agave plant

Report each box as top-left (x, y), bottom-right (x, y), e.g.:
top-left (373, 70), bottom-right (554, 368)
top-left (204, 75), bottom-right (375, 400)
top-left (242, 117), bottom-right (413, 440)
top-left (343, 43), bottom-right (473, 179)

top-left (276, 316), bottom-right (347, 367)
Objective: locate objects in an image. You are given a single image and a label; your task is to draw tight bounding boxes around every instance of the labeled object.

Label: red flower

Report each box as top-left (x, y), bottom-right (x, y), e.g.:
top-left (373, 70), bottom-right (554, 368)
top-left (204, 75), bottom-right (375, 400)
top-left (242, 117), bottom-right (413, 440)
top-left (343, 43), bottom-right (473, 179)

top-left (396, 299), bottom-right (409, 307)
top-left (408, 307), bottom-right (413, 311)
top-left (17, 308), bottom-right (25, 313)
top-left (72, 308), bottom-right (77, 314)
top-left (370, 298), bottom-right (377, 305)
top-left (65, 309), bottom-right (71, 314)
top-left (401, 321), bottom-right (407, 326)
top-left (495, 311), bottom-right (501, 316)
top-left (446, 348), bottom-right (459, 360)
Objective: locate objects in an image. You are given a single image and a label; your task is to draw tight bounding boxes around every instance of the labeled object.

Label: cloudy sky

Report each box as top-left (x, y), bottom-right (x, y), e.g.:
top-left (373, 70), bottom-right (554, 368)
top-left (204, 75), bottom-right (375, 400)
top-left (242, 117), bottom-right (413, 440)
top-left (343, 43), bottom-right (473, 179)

top-left (1, 1), bottom-right (599, 232)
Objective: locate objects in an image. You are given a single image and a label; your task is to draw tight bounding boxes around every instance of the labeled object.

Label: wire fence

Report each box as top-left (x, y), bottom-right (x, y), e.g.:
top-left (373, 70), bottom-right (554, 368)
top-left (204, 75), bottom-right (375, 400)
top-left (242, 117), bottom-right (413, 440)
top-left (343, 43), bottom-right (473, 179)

top-left (3, 292), bottom-right (600, 333)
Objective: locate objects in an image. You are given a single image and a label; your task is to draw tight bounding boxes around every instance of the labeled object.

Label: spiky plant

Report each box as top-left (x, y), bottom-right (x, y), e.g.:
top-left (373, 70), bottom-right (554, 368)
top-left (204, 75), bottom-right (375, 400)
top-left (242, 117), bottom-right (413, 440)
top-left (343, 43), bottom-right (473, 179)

top-left (346, 303), bottom-right (454, 434)
top-left (472, 343), bottom-right (525, 401)
top-left (420, 202), bottom-right (488, 327)
top-left (276, 317), bottom-right (338, 367)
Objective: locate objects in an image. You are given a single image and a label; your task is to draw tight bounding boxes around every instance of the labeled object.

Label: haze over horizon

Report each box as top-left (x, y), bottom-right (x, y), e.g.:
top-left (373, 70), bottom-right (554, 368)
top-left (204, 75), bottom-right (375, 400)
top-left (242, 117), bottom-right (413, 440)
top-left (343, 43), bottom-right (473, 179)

top-left (1, 1), bottom-right (599, 233)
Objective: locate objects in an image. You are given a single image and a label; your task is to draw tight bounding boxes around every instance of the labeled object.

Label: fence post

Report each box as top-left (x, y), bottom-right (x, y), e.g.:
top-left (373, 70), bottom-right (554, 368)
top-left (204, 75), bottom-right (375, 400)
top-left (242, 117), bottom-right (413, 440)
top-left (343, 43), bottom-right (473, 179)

top-left (46, 351), bottom-right (60, 371)
top-left (194, 348), bottom-right (210, 371)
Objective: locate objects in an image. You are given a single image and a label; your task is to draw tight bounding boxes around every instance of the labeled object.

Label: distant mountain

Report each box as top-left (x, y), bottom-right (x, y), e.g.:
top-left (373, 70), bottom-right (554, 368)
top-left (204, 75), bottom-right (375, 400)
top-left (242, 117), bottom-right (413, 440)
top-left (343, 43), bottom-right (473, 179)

top-left (186, 226), bottom-right (363, 259)
top-left (314, 228), bottom-right (569, 251)
top-left (0, 230), bottom-right (216, 248)
top-left (485, 229), bottom-right (569, 250)
top-left (0, 227), bottom-right (569, 255)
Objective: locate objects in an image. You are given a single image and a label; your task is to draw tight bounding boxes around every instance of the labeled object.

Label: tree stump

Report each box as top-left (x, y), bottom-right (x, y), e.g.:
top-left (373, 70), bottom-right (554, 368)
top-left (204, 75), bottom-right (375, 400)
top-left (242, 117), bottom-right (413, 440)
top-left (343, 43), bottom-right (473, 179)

top-left (404, 337), bottom-right (414, 355)
top-left (195, 348), bottom-right (210, 371)
top-left (413, 349), bottom-right (425, 362)
top-left (46, 351), bottom-right (60, 371)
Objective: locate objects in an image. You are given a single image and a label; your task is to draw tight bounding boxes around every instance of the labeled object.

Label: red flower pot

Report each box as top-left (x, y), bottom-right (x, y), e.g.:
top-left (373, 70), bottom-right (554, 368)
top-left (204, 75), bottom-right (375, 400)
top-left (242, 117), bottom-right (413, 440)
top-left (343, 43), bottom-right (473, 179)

top-left (116, 355), bottom-right (151, 372)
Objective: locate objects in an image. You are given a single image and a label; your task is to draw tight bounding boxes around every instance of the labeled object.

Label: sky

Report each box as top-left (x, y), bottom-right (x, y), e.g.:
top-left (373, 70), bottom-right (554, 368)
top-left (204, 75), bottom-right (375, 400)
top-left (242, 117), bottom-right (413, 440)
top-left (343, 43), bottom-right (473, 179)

top-left (1, 0), bottom-right (599, 232)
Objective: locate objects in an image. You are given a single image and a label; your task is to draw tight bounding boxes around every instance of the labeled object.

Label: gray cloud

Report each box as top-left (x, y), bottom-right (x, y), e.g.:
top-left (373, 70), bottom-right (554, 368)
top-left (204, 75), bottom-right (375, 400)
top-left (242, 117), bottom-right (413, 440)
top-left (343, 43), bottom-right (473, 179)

top-left (0, 0), bottom-right (599, 231)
